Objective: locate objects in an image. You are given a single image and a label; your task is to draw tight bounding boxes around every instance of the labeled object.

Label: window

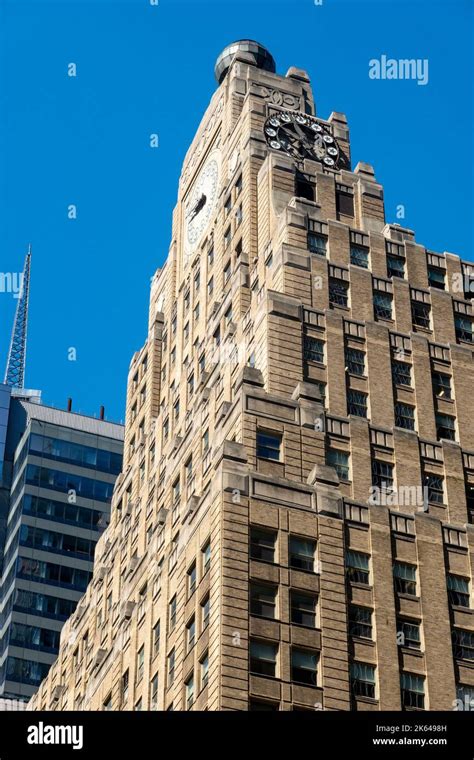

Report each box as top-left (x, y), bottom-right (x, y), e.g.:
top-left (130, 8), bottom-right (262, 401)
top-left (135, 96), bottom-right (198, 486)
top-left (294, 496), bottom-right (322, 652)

top-left (329, 279), bottom-right (349, 307)
top-left (345, 347), bottom-right (365, 376)
top-left (394, 562), bottom-right (417, 596)
top-left (249, 700), bottom-right (279, 711)
top-left (387, 255), bottom-right (405, 279)
top-left (150, 674), bottom-right (159, 710)
top-left (401, 673), bottom-right (425, 709)
top-left (371, 460), bottom-right (394, 492)
top-left (198, 352), bottom-right (205, 375)
top-left (336, 189), bottom-right (354, 216)
top-left (432, 372), bottom-right (451, 399)
top-left (295, 173), bottom-right (315, 201)
top-left (236, 205), bottom-right (243, 226)
top-left (351, 663), bottom-right (376, 699)
top-left (224, 258), bottom-right (231, 282)
top-left (153, 620), bottom-right (160, 656)
top-left (167, 649), bottom-right (175, 686)
top-left (349, 606), bottom-right (372, 639)
top-left (346, 551), bottom-right (370, 585)
top-left (289, 536), bottom-right (316, 572)
top-left (291, 649), bottom-right (318, 686)
top-left (428, 267), bottom-right (445, 290)
top-left (249, 640), bottom-right (277, 677)
top-left (250, 583), bottom-right (277, 619)
top-left (202, 429), bottom-right (209, 454)
top-left (373, 291), bottom-right (392, 320)
top-left (350, 245), bottom-right (369, 268)
top-left (412, 301), bottom-right (431, 329)
top-left (250, 527), bottom-right (276, 563)
top-left (424, 474), bottom-right (444, 504)
top-left (202, 540), bottom-right (211, 574)
top-left (187, 617), bottom-right (196, 650)
top-left (435, 413), bottom-right (456, 441)
top-left (398, 619), bottom-right (421, 650)
top-left (136, 645), bottom-right (144, 682)
top-left (208, 246), bottom-right (214, 266)
top-left (453, 629), bottom-right (474, 661)
top-left (347, 389), bottom-right (368, 418)
top-left (395, 402), bottom-right (415, 431)
top-left (169, 595), bottom-right (177, 630)
top-left (187, 563), bottom-right (197, 597)
top-left (224, 196), bottom-right (231, 215)
top-left (447, 575), bottom-right (470, 608)
top-left (103, 693), bottom-right (113, 710)
top-left (201, 595), bottom-right (210, 630)
top-left (137, 584), bottom-right (147, 620)
top-left (392, 361), bottom-right (411, 387)
top-left (455, 315), bottom-right (473, 343)
top-left (256, 431), bottom-right (282, 461)
top-left (327, 449), bottom-right (350, 482)
top-left (185, 674), bottom-right (194, 709)
top-left (121, 669), bottom-right (129, 704)
top-left (304, 336), bottom-right (324, 363)
top-left (307, 232), bottom-right (327, 256)
top-left (291, 592), bottom-right (317, 628)
top-left (207, 277), bottom-right (214, 297)
top-left (200, 653), bottom-right (209, 688)
top-left (456, 685), bottom-right (474, 710)
top-left (235, 175), bottom-right (242, 195)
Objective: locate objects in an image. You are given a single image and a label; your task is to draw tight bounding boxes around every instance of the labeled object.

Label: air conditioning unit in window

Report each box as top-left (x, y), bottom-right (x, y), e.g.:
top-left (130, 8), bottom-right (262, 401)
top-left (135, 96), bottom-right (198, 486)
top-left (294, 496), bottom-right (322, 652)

top-left (120, 600), bottom-right (135, 620)
top-left (51, 685), bottom-right (64, 702)
top-left (96, 566), bottom-right (110, 582)
top-left (171, 435), bottom-right (182, 452)
top-left (157, 507), bottom-right (168, 525)
top-left (92, 648), bottom-right (107, 670)
top-left (227, 322), bottom-right (237, 335)
top-left (211, 301), bottom-right (221, 316)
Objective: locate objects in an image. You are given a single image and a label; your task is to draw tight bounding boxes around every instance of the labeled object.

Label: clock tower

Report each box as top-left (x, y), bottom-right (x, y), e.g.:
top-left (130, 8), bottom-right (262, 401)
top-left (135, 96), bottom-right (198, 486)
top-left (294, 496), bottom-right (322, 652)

top-left (30, 40), bottom-right (474, 713)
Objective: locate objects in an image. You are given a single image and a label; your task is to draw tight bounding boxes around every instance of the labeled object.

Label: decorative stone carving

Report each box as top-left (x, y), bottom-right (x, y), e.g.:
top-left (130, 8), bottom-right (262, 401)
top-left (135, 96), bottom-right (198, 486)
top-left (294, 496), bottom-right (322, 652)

top-left (259, 86), bottom-right (301, 110)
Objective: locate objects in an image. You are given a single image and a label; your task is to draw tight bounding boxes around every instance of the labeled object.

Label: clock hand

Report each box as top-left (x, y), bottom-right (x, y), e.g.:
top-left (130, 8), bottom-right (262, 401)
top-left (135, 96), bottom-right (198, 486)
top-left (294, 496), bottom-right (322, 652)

top-left (188, 193), bottom-right (207, 221)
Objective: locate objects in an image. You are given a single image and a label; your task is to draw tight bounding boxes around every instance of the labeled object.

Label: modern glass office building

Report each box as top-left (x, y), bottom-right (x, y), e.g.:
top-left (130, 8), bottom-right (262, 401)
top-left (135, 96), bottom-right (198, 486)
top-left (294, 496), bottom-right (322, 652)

top-left (0, 390), bottom-right (123, 700)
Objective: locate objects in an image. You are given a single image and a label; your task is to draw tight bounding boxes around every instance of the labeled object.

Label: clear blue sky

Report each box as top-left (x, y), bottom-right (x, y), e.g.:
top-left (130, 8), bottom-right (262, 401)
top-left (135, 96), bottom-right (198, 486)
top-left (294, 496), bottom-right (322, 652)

top-left (0, 0), bottom-right (472, 422)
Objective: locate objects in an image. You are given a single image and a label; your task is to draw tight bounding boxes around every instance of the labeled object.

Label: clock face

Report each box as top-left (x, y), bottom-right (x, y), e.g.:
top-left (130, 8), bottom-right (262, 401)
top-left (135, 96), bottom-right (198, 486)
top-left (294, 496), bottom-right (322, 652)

top-left (263, 111), bottom-right (347, 169)
top-left (184, 149), bottom-right (221, 260)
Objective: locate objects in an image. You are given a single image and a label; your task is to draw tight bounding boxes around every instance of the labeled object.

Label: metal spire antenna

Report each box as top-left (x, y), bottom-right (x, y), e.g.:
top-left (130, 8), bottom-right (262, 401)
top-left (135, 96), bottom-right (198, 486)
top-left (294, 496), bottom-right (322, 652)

top-left (4, 245), bottom-right (32, 389)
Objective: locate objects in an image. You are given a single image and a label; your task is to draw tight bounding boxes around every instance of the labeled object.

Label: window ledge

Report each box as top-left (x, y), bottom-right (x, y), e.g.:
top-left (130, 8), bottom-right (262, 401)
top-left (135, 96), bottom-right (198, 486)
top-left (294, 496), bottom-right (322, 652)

top-left (353, 695), bottom-right (379, 705)
top-left (329, 304), bottom-right (350, 312)
top-left (454, 659), bottom-right (474, 669)
top-left (399, 646), bottom-right (424, 658)
top-left (393, 425), bottom-right (418, 435)
top-left (396, 593), bottom-right (420, 602)
top-left (348, 581), bottom-right (372, 591)
top-left (350, 636), bottom-right (375, 646)
top-left (395, 384), bottom-right (414, 392)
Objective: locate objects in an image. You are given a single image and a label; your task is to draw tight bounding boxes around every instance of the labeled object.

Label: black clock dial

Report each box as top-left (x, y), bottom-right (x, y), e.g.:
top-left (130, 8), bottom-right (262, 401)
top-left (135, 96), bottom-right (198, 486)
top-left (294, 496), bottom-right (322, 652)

top-left (263, 111), bottom-right (347, 169)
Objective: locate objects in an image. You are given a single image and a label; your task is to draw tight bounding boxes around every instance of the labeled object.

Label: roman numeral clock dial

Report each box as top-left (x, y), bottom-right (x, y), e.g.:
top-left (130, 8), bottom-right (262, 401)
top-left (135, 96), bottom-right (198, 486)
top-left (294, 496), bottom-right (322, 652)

top-left (263, 111), bottom-right (348, 169)
top-left (183, 149), bottom-right (221, 264)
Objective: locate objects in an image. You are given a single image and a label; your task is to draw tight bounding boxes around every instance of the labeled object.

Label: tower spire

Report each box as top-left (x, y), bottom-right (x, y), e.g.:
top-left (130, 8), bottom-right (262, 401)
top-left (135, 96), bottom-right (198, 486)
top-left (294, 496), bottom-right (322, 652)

top-left (4, 246), bottom-right (32, 389)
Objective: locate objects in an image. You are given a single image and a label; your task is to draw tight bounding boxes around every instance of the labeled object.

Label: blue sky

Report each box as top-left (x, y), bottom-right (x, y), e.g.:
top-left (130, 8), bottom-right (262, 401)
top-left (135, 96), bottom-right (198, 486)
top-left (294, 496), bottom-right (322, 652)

top-left (0, 0), bottom-right (472, 422)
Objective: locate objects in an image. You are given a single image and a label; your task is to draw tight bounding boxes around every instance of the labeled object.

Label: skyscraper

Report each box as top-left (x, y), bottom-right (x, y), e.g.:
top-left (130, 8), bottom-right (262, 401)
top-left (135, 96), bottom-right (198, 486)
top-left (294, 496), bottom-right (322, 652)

top-left (0, 391), bottom-right (124, 701)
top-left (29, 40), bottom-right (474, 712)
